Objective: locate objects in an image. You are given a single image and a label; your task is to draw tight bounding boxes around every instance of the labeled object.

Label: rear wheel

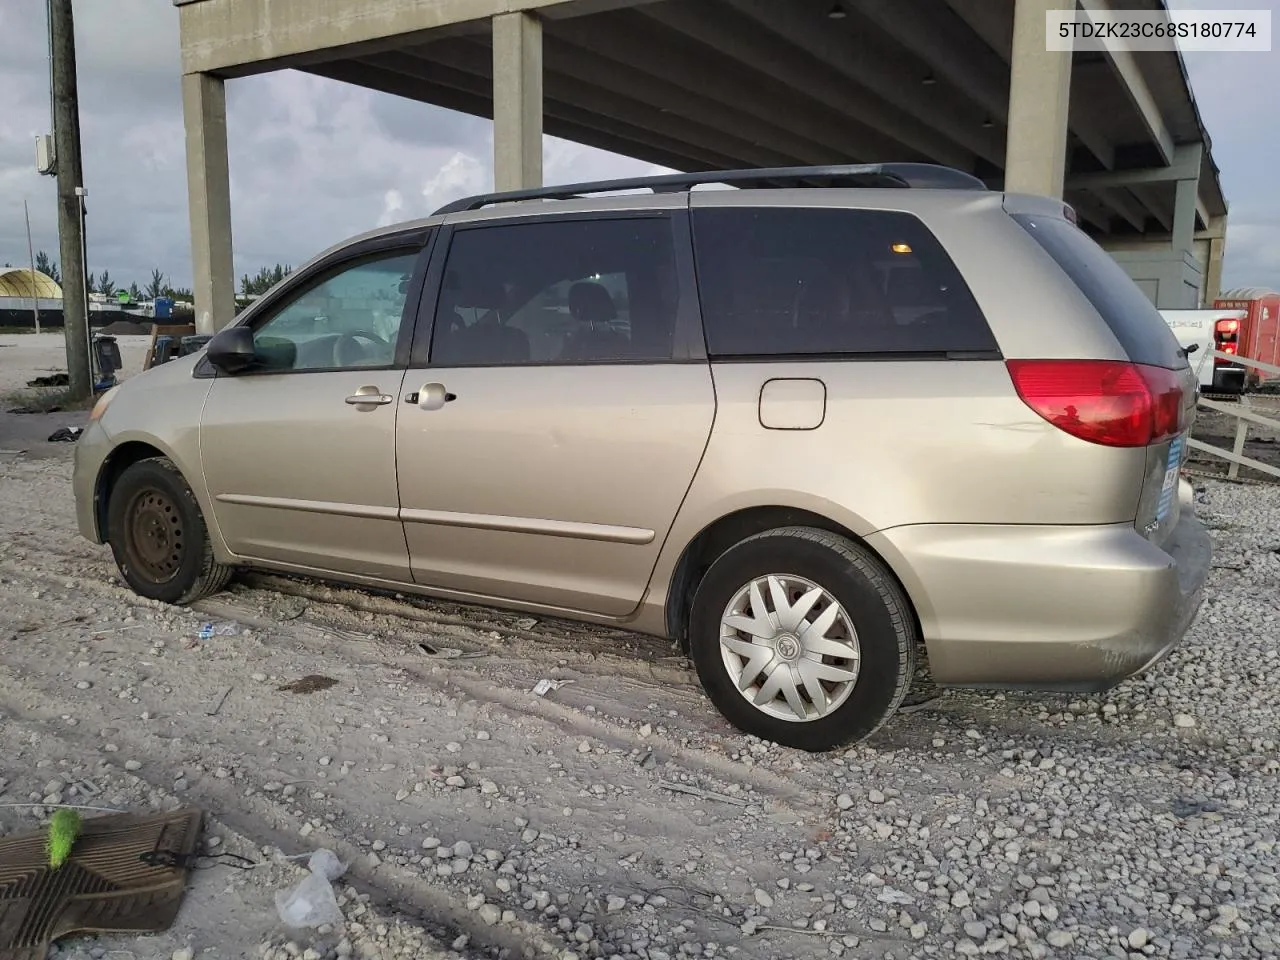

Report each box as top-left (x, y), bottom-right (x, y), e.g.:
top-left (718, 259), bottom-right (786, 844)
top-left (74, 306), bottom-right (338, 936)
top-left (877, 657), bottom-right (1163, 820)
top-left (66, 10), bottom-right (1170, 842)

top-left (688, 527), bottom-right (916, 752)
top-left (106, 457), bottom-right (233, 604)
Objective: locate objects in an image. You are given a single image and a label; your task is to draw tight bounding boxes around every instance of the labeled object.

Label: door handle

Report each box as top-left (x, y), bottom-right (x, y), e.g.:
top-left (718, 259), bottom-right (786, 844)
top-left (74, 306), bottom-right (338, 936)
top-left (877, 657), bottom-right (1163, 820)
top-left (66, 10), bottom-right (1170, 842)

top-left (345, 387), bottom-right (393, 406)
top-left (411, 382), bottom-right (457, 411)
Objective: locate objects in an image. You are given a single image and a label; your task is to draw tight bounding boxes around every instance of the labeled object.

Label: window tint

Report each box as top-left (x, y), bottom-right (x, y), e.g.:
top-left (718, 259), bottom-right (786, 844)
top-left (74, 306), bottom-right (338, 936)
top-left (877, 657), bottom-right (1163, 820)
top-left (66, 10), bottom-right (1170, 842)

top-left (431, 218), bottom-right (679, 365)
top-left (252, 252), bottom-right (418, 371)
top-left (692, 207), bottom-right (996, 358)
top-left (1012, 214), bottom-right (1187, 370)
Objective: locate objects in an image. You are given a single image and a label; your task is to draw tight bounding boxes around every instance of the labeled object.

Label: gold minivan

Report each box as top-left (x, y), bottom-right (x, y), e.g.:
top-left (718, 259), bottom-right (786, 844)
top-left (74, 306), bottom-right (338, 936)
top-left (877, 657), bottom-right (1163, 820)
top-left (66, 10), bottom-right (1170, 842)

top-left (74, 164), bottom-right (1211, 751)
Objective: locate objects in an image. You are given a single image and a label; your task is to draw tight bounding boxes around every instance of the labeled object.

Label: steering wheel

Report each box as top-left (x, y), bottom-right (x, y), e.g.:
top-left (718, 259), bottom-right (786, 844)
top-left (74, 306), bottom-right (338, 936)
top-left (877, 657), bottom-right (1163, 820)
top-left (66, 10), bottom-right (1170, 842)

top-left (332, 330), bottom-right (389, 367)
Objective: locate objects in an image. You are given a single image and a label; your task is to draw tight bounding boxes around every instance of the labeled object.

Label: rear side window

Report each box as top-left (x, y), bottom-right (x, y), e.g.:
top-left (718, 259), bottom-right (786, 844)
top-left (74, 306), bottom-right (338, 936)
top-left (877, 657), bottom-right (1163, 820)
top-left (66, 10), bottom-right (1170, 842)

top-left (691, 207), bottom-right (997, 358)
top-left (1011, 214), bottom-right (1187, 370)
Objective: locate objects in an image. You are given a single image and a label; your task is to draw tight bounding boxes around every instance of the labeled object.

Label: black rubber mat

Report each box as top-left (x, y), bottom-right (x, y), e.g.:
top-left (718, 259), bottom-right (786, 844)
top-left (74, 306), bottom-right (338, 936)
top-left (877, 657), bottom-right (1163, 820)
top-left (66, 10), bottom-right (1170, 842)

top-left (0, 807), bottom-right (202, 960)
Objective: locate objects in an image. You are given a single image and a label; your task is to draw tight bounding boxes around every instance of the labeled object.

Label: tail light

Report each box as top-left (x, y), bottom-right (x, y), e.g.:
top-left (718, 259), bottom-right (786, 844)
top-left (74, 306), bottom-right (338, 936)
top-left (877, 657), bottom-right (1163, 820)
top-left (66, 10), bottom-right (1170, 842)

top-left (1219, 342), bottom-right (1238, 355)
top-left (1216, 318), bottom-right (1240, 336)
top-left (1007, 359), bottom-right (1184, 448)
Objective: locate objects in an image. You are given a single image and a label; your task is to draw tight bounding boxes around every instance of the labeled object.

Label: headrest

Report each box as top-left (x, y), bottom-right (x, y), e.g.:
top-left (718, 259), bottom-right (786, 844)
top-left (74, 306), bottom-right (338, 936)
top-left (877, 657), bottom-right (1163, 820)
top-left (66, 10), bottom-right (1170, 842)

top-left (568, 281), bottom-right (617, 324)
top-left (444, 270), bottom-right (508, 310)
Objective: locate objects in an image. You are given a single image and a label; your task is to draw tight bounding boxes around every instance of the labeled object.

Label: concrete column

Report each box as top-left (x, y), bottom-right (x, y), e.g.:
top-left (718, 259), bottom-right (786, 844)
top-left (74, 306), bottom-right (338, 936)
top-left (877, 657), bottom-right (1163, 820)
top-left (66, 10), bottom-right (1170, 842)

top-left (492, 12), bottom-right (543, 192)
top-left (1172, 176), bottom-right (1198, 255)
top-left (182, 72), bottom-right (235, 335)
top-left (1004, 0), bottom-right (1073, 198)
top-left (1205, 214), bottom-right (1228, 305)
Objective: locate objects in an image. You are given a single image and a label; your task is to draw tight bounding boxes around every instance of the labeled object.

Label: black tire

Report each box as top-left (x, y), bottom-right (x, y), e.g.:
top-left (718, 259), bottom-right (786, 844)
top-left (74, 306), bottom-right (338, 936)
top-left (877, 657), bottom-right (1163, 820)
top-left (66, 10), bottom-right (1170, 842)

top-left (688, 526), bottom-right (916, 752)
top-left (106, 456), bottom-right (234, 605)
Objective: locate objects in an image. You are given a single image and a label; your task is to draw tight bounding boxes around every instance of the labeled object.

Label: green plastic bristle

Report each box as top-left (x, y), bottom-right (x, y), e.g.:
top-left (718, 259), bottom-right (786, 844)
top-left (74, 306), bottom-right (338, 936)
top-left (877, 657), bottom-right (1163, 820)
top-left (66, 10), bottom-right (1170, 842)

top-left (47, 809), bottom-right (82, 869)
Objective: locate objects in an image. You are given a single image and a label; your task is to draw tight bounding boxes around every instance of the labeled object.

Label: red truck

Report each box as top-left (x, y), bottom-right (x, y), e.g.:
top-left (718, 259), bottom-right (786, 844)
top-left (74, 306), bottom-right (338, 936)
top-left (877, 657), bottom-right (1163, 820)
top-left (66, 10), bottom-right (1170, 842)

top-left (1212, 287), bottom-right (1280, 388)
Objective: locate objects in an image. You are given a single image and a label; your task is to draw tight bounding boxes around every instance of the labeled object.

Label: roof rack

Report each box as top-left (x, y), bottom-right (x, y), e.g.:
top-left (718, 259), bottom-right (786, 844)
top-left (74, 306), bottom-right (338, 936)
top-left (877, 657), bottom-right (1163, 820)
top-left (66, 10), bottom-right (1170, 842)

top-left (432, 162), bottom-right (988, 215)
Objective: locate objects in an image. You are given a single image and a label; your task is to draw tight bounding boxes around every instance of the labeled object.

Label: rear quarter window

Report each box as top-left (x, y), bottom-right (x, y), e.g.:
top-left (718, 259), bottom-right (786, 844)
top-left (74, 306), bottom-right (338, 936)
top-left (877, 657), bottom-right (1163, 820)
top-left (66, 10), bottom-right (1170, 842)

top-left (691, 207), bottom-right (998, 358)
top-left (1011, 213), bottom-right (1188, 370)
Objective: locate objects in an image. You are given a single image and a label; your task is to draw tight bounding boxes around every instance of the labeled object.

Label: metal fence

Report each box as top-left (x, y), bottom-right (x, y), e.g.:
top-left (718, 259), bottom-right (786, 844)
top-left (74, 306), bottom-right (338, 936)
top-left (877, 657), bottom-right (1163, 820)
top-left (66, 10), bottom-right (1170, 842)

top-left (1187, 350), bottom-right (1280, 481)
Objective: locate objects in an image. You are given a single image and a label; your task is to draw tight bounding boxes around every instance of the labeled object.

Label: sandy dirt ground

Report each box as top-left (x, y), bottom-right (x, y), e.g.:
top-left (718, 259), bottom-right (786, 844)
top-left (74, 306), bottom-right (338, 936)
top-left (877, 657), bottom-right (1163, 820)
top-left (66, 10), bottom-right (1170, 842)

top-left (0, 332), bottom-right (154, 396)
top-left (1, 336), bottom-right (1279, 960)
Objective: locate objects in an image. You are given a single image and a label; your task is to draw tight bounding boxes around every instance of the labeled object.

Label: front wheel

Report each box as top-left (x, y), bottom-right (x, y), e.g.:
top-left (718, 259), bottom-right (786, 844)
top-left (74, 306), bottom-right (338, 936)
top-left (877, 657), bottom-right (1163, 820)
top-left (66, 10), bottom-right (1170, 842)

top-left (688, 527), bottom-right (916, 752)
top-left (106, 456), bottom-right (234, 605)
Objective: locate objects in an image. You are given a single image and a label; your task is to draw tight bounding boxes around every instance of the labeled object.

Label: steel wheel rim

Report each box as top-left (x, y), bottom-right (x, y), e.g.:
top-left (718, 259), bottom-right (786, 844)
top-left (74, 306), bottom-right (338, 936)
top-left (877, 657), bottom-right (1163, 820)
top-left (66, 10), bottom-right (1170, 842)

top-left (719, 574), bottom-right (861, 723)
top-left (123, 487), bottom-right (185, 584)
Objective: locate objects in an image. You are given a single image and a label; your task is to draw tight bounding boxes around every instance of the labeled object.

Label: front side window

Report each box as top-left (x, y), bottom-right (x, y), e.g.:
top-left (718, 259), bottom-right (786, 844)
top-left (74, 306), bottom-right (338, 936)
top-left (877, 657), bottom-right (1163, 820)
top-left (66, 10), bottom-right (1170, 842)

top-left (430, 217), bottom-right (679, 366)
top-left (692, 207), bottom-right (997, 358)
top-left (252, 251), bottom-right (419, 371)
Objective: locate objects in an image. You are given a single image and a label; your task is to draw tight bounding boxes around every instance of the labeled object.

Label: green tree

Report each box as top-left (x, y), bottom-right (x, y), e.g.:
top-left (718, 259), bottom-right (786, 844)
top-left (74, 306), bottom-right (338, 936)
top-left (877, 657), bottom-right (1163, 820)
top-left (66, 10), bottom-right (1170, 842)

top-left (98, 270), bottom-right (115, 298)
top-left (161, 284), bottom-right (193, 300)
top-left (128, 282), bottom-right (143, 301)
top-left (145, 268), bottom-right (166, 300)
top-left (87, 271), bottom-right (96, 292)
top-left (240, 263), bottom-right (293, 297)
top-left (34, 250), bottom-right (60, 284)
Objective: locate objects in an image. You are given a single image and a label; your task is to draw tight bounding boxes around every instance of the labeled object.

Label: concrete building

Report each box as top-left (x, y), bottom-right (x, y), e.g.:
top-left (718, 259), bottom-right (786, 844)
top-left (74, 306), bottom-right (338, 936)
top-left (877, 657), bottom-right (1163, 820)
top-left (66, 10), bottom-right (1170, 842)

top-left (173, 0), bottom-right (1228, 334)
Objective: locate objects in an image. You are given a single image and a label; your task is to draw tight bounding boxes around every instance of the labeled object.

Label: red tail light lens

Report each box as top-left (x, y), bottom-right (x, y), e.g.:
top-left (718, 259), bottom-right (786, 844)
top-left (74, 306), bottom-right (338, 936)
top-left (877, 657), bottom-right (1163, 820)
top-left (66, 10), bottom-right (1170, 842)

top-left (1007, 360), bottom-right (1184, 448)
top-left (1220, 342), bottom-right (1238, 355)
top-left (1216, 318), bottom-right (1240, 336)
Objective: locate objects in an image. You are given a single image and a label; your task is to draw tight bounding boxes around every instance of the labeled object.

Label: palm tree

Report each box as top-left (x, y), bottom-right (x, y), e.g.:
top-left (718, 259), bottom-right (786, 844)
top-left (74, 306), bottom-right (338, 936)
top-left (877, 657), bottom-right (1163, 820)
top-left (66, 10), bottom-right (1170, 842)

top-left (34, 250), bottom-right (60, 284)
top-left (98, 270), bottom-right (116, 298)
top-left (145, 268), bottom-right (166, 300)
top-left (128, 282), bottom-right (143, 301)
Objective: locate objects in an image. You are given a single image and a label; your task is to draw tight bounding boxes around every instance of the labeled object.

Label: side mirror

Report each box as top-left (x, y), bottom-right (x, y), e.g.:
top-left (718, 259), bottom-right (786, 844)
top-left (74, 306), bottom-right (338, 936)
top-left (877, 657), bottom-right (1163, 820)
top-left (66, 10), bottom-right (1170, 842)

top-left (206, 326), bottom-right (257, 374)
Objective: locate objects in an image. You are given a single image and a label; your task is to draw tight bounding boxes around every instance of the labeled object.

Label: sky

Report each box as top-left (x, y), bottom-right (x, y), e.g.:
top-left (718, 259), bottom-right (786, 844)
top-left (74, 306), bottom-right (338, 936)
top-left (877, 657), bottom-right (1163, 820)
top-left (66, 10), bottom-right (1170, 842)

top-left (0, 0), bottom-right (1275, 294)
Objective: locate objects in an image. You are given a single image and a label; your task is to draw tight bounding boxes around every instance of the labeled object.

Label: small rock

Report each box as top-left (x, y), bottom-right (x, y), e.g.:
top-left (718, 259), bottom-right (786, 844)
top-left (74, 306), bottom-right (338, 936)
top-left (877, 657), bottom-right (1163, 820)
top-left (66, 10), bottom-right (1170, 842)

top-left (754, 889), bottom-right (774, 908)
top-left (124, 760), bottom-right (142, 772)
top-left (607, 895), bottom-right (627, 913)
top-left (446, 742), bottom-right (461, 753)
top-left (476, 731), bottom-right (491, 741)
top-left (1129, 928), bottom-right (1150, 949)
top-left (445, 775), bottom-right (466, 788)
top-left (1173, 713), bottom-right (1196, 728)
top-left (951, 890), bottom-right (971, 908)
top-left (75, 681), bottom-right (92, 690)
top-left (868, 789), bottom-right (885, 804)
top-left (1046, 931), bottom-right (1073, 948)
top-left (578, 741), bottom-right (592, 753)
top-left (964, 922), bottom-right (987, 940)
top-left (172, 950), bottom-right (194, 960)
top-left (478, 903), bottom-right (502, 925)
top-left (453, 840), bottom-right (474, 858)
top-left (480, 780), bottom-right (499, 795)
top-left (836, 793), bottom-right (854, 810)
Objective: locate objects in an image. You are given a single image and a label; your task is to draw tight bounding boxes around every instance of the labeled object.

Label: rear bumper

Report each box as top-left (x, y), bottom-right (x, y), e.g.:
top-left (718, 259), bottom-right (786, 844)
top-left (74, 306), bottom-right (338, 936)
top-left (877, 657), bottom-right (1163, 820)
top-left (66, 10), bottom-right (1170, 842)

top-left (1212, 367), bottom-right (1246, 392)
top-left (868, 504), bottom-right (1212, 692)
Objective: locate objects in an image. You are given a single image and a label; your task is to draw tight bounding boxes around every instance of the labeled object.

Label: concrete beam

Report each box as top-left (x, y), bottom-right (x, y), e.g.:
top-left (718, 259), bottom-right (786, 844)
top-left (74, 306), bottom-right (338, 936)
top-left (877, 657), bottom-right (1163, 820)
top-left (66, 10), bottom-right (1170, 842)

top-left (941, 0), bottom-right (1013, 60)
top-left (179, 0), bottom-right (579, 75)
top-left (537, 34), bottom-right (827, 164)
top-left (1097, 187), bottom-right (1148, 232)
top-left (637, 2), bottom-right (972, 168)
top-left (1196, 193), bottom-right (1209, 232)
top-left (182, 73), bottom-right (235, 335)
top-left (1064, 142), bottom-right (1204, 190)
top-left (492, 12), bottom-right (542, 191)
top-left (1131, 183), bottom-right (1172, 231)
top-left (430, 39), bottom-right (800, 168)
top-left (853, 0), bottom-right (1010, 122)
top-left (718, 0), bottom-right (1002, 165)
top-left (546, 15), bottom-right (881, 167)
top-left (1079, 0), bottom-right (1175, 164)
top-left (1005, 0), bottom-right (1072, 198)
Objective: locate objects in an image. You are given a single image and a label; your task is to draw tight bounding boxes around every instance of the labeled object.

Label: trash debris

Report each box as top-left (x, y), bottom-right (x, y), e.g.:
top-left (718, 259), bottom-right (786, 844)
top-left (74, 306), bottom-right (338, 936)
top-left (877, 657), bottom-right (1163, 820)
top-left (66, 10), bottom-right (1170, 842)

top-left (47, 426), bottom-right (82, 443)
top-left (416, 641), bottom-right (484, 659)
top-left (47, 809), bottom-right (83, 868)
top-left (206, 686), bottom-right (233, 717)
top-left (277, 675), bottom-right (339, 694)
top-left (275, 849), bottom-right (346, 928)
top-left (197, 621), bottom-right (240, 640)
top-left (531, 678), bottom-right (574, 697)
top-left (514, 618), bottom-right (538, 630)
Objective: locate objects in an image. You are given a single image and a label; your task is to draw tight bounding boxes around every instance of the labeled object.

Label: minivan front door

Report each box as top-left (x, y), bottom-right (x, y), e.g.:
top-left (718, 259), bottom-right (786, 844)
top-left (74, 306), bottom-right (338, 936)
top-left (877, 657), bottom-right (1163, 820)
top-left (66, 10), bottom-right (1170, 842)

top-left (395, 213), bottom-right (714, 617)
top-left (200, 245), bottom-right (425, 582)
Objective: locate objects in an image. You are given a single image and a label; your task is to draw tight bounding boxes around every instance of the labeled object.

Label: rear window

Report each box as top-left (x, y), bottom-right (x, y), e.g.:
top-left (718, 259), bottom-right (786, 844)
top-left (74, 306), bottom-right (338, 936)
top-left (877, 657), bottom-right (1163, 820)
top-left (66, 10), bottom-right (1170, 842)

top-left (1011, 213), bottom-right (1187, 370)
top-left (691, 208), bottom-right (998, 358)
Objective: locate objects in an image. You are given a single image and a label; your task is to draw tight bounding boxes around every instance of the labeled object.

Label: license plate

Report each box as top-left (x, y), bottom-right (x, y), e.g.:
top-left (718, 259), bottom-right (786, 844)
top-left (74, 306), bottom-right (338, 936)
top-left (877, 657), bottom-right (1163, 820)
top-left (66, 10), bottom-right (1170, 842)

top-left (1157, 436), bottom-right (1184, 521)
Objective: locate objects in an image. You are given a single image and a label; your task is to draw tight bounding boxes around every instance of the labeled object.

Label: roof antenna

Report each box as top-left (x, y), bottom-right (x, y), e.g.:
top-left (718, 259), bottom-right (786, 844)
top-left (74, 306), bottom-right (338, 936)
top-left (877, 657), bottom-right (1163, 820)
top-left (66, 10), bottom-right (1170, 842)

top-left (827, 3), bottom-right (847, 19)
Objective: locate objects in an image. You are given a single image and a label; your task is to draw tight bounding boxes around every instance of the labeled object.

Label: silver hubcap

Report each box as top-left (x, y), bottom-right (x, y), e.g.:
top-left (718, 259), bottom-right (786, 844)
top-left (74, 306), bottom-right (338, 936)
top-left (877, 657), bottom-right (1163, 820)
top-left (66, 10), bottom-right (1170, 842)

top-left (719, 574), bottom-right (861, 723)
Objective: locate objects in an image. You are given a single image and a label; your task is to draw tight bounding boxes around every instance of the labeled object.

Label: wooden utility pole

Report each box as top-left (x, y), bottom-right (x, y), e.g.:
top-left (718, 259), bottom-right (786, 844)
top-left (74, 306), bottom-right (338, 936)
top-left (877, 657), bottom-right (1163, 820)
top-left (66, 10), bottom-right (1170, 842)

top-left (49, 0), bottom-right (92, 399)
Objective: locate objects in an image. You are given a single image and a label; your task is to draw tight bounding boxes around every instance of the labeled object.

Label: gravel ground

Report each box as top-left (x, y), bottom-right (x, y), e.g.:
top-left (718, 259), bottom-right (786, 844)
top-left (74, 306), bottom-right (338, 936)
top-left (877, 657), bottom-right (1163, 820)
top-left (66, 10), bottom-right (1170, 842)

top-left (0, 332), bottom-right (153, 396)
top-left (1, 351), bottom-right (1279, 960)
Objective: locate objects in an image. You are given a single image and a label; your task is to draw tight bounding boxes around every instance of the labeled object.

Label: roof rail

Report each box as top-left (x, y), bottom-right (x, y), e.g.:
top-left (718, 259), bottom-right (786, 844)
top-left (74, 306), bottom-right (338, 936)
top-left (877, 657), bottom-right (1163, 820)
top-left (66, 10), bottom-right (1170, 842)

top-left (432, 162), bottom-right (988, 215)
